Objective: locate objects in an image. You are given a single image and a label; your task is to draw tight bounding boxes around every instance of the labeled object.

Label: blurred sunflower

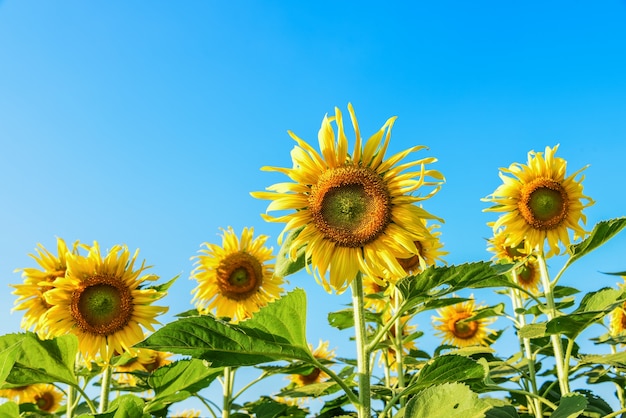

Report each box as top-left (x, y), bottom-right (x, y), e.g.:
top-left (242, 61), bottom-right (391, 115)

top-left (610, 302), bottom-right (626, 336)
top-left (42, 242), bottom-right (168, 362)
top-left (289, 340), bottom-right (336, 387)
top-left (191, 227), bottom-right (283, 321)
top-left (483, 144), bottom-right (594, 257)
top-left (31, 383), bottom-right (64, 413)
top-left (396, 220), bottom-right (446, 275)
top-left (171, 410), bottom-right (201, 418)
top-left (487, 229), bottom-right (540, 294)
top-left (115, 348), bottom-right (173, 386)
top-left (432, 298), bottom-right (496, 348)
top-left (252, 104), bottom-right (443, 292)
top-left (11, 238), bottom-right (78, 336)
top-left (0, 385), bottom-right (39, 403)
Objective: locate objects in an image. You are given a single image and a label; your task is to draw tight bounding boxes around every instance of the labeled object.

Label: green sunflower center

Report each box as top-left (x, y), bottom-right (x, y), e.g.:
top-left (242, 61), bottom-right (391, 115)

top-left (518, 178), bottom-right (569, 230)
top-left (299, 367), bottom-right (322, 385)
top-left (450, 313), bottom-right (478, 339)
top-left (35, 391), bottom-right (55, 412)
top-left (309, 166), bottom-right (392, 247)
top-left (70, 275), bottom-right (134, 336)
top-left (217, 252), bottom-right (263, 300)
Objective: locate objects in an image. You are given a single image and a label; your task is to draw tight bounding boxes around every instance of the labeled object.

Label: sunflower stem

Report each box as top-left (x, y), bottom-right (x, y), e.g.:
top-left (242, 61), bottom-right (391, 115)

top-left (393, 288), bottom-right (406, 406)
top-left (537, 252), bottom-right (570, 396)
top-left (222, 367), bottom-right (235, 418)
top-left (510, 270), bottom-right (542, 418)
top-left (99, 363), bottom-right (112, 413)
top-left (351, 272), bottom-right (371, 418)
top-left (66, 384), bottom-right (75, 418)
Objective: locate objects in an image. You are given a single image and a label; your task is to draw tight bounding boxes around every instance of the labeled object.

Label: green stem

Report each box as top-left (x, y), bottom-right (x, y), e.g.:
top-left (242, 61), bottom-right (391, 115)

top-left (611, 344), bottom-right (626, 408)
top-left (510, 270), bottom-right (542, 418)
top-left (231, 371), bottom-right (268, 402)
top-left (66, 384), bottom-right (75, 418)
top-left (393, 288), bottom-right (406, 406)
top-left (486, 386), bottom-right (559, 411)
top-left (99, 363), bottom-right (112, 413)
top-left (310, 357), bottom-right (360, 405)
top-left (537, 252), bottom-right (570, 395)
top-left (604, 407), bottom-right (626, 418)
top-left (222, 367), bottom-right (234, 418)
top-left (351, 272), bottom-right (371, 418)
top-left (195, 394), bottom-right (219, 418)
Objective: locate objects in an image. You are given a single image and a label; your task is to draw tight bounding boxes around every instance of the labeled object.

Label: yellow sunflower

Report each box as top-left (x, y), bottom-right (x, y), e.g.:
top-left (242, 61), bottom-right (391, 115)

top-left (395, 220), bottom-right (447, 275)
top-left (432, 298), bottom-right (496, 348)
top-left (362, 275), bottom-right (393, 313)
top-left (487, 229), bottom-right (540, 294)
top-left (289, 340), bottom-right (336, 387)
top-left (31, 383), bottom-right (64, 413)
top-left (483, 144), bottom-right (594, 257)
top-left (115, 348), bottom-right (173, 386)
top-left (252, 104), bottom-right (444, 293)
top-left (190, 227), bottom-right (283, 321)
top-left (0, 385), bottom-right (39, 403)
top-left (610, 301), bottom-right (626, 336)
top-left (42, 242), bottom-right (168, 362)
top-left (11, 238), bottom-right (78, 336)
top-left (171, 410), bottom-right (201, 418)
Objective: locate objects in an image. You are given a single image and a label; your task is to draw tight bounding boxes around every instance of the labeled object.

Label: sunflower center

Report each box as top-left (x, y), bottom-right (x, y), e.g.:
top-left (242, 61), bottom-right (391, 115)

top-left (449, 313), bottom-right (479, 339)
top-left (397, 241), bottom-right (424, 273)
top-left (35, 392), bottom-right (55, 412)
top-left (518, 178), bottom-right (569, 230)
top-left (70, 275), bottom-right (134, 336)
top-left (309, 166), bottom-right (391, 247)
top-left (217, 252), bottom-right (263, 300)
top-left (517, 263), bottom-right (536, 286)
top-left (299, 367), bottom-right (322, 385)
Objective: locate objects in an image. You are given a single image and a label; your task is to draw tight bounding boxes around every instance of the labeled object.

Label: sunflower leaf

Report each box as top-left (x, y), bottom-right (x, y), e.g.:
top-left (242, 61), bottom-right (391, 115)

top-left (138, 289), bottom-right (312, 367)
top-left (145, 359), bottom-right (222, 412)
top-left (565, 217), bottom-right (626, 268)
top-left (0, 340), bottom-right (21, 386)
top-left (400, 355), bottom-right (485, 396)
top-left (108, 394), bottom-right (147, 418)
top-left (275, 226), bottom-right (308, 278)
top-left (404, 382), bottom-right (491, 418)
top-left (551, 392), bottom-right (588, 418)
top-left (0, 401), bottom-right (19, 418)
top-left (0, 333), bottom-right (77, 386)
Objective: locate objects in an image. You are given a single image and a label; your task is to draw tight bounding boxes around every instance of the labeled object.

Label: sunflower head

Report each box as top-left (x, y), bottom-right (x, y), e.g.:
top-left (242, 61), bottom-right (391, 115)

top-left (170, 410), bottom-right (202, 418)
top-left (42, 242), bottom-right (168, 362)
top-left (191, 227), bottom-right (283, 321)
top-left (31, 384), bottom-right (64, 413)
top-left (483, 145), bottom-right (594, 258)
top-left (289, 340), bottom-right (336, 387)
top-left (395, 220), bottom-right (447, 275)
top-left (432, 298), bottom-right (496, 348)
top-left (115, 348), bottom-right (173, 385)
top-left (252, 104), bottom-right (444, 293)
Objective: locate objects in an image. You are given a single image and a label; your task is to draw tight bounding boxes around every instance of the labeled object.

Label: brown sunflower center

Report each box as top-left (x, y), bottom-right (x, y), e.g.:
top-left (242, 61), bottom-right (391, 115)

top-left (35, 391), bottom-right (55, 412)
top-left (217, 252), bottom-right (263, 300)
top-left (309, 166), bottom-right (391, 247)
top-left (397, 241), bottom-right (425, 273)
top-left (449, 312), bottom-right (479, 339)
top-left (299, 367), bottom-right (322, 385)
top-left (518, 178), bottom-right (569, 230)
top-left (70, 274), bottom-right (134, 336)
top-left (517, 262), bottom-right (537, 286)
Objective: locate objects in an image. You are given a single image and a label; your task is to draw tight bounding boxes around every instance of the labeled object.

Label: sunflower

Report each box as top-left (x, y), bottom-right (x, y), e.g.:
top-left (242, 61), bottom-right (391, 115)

top-left (171, 410), bottom-right (202, 418)
top-left (395, 220), bottom-right (447, 275)
top-left (31, 383), bottom-right (64, 413)
top-left (362, 275), bottom-right (393, 313)
top-left (289, 340), bottom-right (336, 387)
top-left (432, 298), bottom-right (496, 348)
top-left (115, 348), bottom-right (173, 386)
top-left (0, 385), bottom-right (39, 403)
top-left (11, 238), bottom-right (78, 336)
top-left (483, 144), bottom-right (594, 257)
top-left (487, 229), bottom-right (540, 294)
top-left (191, 227), bottom-right (283, 321)
top-left (252, 104), bottom-right (444, 293)
top-left (42, 242), bottom-right (168, 362)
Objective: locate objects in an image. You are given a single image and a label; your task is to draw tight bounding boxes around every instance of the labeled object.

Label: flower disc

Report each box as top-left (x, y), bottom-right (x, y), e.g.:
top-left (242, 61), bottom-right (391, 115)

top-left (217, 252), bottom-right (263, 300)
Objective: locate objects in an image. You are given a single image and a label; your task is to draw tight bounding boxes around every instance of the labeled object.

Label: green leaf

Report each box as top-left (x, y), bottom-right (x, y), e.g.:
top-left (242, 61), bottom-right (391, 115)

top-left (0, 340), bottom-right (21, 385)
top-left (327, 309), bottom-right (381, 330)
top-left (566, 217), bottom-right (626, 267)
top-left (519, 323), bottom-right (547, 339)
top-left (138, 289), bottom-right (312, 367)
top-left (404, 382), bottom-right (490, 418)
top-left (0, 401), bottom-right (19, 418)
top-left (403, 355), bottom-right (485, 395)
top-left (551, 392), bottom-right (588, 418)
top-left (146, 274), bottom-right (179, 293)
top-left (484, 405), bottom-right (519, 418)
top-left (108, 394), bottom-right (147, 418)
top-left (145, 359), bottom-right (222, 412)
top-left (0, 333), bottom-right (77, 386)
top-left (275, 226), bottom-right (307, 278)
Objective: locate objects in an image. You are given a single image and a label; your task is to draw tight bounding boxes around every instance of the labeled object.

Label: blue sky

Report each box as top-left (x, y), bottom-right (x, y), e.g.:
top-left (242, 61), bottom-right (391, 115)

top-left (1, 0), bottom-right (626, 413)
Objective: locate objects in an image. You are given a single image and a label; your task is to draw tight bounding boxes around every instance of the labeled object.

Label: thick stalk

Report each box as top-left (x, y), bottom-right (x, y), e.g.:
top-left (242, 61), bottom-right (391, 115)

top-left (393, 289), bottom-right (406, 404)
top-left (351, 273), bottom-right (371, 418)
top-left (611, 344), bottom-right (626, 408)
top-left (222, 367), bottom-right (234, 418)
top-left (537, 252), bottom-right (570, 395)
top-left (66, 384), bottom-right (75, 418)
top-left (510, 270), bottom-right (542, 418)
top-left (99, 364), bottom-right (112, 413)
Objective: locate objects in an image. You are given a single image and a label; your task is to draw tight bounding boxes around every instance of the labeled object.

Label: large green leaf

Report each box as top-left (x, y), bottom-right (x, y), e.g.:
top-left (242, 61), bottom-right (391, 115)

top-left (397, 263), bottom-right (514, 310)
top-left (0, 340), bottom-right (21, 385)
top-left (0, 401), bottom-right (19, 418)
top-left (551, 392), bottom-right (588, 418)
top-left (403, 355), bottom-right (485, 395)
top-left (404, 382), bottom-right (490, 418)
top-left (138, 289), bottom-right (312, 367)
top-left (108, 394), bottom-right (148, 418)
top-left (0, 333), bottom-right (77, 386)
top-left (145, 359), bottom-right (222, 412)
top-left (565, 217), bottom-right (626, 268)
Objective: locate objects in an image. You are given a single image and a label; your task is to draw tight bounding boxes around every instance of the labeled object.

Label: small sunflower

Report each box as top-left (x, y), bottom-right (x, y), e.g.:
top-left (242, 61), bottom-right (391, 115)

top-left (31, 383), bottom-right (64, 413)
top-left (0, 385), bottom-right (39, 403)
top-left (42, 242), bottom-right (168, 362)
top-left (191, 227), bottom-right (283, 321)
top-left (11, 238), bottom-right (78, 336)
top-left (432, 298), bottom-right (496, 348)
top-left (115, 348), bottom-right (173, 386)
top-left (395, 220), bottom-right (447, 275)
top-left (289, 340), bottom-right (336, 387)
top-left (171, 410), bottom-right (201, 418)
top-left (362, 275), bottom-right (393, 313)
top-left (610, 301), bottom-right (626, 336)
top-left (483, 144), bottom-right (594, 257)
top-left (252, 104), bottom-right (444, 292)
top-left (487, 229), bottom-right (540, 294)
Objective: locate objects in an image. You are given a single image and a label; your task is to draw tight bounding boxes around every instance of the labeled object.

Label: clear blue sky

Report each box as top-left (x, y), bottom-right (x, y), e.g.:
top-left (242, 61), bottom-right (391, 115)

top-left (1, 0), bottom-right (626, 412)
